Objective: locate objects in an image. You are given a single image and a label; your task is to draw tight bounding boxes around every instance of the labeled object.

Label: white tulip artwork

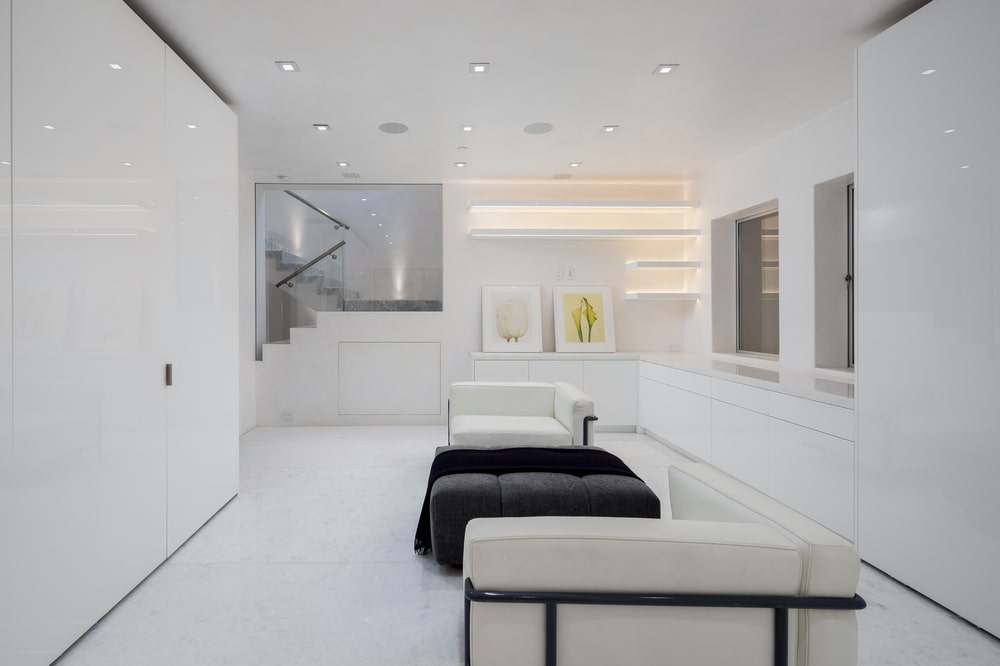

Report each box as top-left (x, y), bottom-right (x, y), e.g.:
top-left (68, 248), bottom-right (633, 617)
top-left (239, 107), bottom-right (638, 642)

top-left (482, 285), bottom-right (543, 352)
top-left (496, 297), bottom-right (529, 342)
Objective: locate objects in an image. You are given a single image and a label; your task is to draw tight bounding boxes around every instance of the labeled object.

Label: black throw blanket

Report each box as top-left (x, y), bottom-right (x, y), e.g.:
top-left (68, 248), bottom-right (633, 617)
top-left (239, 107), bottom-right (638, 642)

top-left (413, 446), bottom-right (641, 555)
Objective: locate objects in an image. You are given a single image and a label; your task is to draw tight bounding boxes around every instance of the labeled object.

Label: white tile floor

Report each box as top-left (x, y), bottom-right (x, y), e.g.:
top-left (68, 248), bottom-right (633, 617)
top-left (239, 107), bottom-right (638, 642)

top-left (55, 426), bottom-right (1000, 665)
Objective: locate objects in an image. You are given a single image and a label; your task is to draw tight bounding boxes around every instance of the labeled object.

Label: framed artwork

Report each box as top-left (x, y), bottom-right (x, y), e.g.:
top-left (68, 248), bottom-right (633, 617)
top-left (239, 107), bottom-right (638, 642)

top-left (553, 285), bottom-right (616, 352)
top-left (482, 285), bottom-right (543, 352)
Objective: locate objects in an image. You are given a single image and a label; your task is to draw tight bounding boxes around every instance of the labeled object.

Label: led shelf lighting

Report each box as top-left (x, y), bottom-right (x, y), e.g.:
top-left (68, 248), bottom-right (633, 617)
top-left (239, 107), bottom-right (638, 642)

top-left (469, 228), bottom-right (700, 240)
top-left (468, 199), bottom-right (699, 212)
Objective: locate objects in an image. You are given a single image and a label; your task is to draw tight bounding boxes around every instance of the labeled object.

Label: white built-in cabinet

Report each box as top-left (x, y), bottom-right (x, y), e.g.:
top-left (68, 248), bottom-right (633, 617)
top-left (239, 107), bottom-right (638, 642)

top-left (473, 352), bottom-right (855, 540)
top-left (857, 0), bottom-right (1000, 637)
top-left (638, 359), bottom-right (855, 540)
top-left (0, 1), bottom-right (238, 664)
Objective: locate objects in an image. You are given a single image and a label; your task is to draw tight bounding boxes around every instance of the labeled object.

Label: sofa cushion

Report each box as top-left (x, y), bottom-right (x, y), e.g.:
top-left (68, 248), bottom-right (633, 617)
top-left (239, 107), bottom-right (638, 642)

top-left (499, 472), bottom-right (591, 516)
top-left (464, 515), bottom-right (802, 595)
top-left (450, 414), bottom-right (572, 447)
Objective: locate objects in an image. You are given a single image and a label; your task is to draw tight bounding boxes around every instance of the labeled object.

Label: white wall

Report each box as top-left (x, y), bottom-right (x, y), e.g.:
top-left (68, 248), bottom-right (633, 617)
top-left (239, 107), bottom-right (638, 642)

top-left (689, 102), bottom-right (857, 371)
top-left (252, 181), bottom-right (694, 425)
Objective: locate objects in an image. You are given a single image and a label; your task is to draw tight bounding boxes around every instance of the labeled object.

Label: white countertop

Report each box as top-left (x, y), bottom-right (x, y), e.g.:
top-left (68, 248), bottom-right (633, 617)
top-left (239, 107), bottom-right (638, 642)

top-left (471, 350), bottom-right (855, 408)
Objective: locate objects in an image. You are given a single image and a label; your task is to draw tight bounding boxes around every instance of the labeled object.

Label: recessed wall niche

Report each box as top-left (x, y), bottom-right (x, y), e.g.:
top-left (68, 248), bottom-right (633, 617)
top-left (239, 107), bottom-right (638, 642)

top-left (711, 199), bottom-right (779, 357)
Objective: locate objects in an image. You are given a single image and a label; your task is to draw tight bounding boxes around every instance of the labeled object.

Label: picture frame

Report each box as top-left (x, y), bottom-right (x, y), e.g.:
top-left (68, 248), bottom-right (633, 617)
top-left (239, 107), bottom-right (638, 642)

top-left (553, 285), bottom-right (616, 353)
top-left (482, 285), bottom-right (543, 352)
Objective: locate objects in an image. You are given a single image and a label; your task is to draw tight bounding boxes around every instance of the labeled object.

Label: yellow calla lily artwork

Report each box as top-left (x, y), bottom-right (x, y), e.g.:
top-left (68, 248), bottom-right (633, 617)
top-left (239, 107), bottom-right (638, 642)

top-left (554, 286), bottom-right (616, 352)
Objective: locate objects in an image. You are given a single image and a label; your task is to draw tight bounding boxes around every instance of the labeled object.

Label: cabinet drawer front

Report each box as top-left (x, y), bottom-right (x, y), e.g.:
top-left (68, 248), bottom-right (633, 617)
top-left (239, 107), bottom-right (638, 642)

top-left (585, 361), bottom-right (637, 427)
top-left (639, 362), bottom-right (711, 396)
top-left (474, 360), bottom-right (529, 382)
top-left (711, 379), bottom-right (769, 414)
top-left (529, 360), bottom-right (584, 387)
top-left (769, 392), bottom-right (854, 440)
top-left (769, 419), bottom-right (855, 541)
top-left (639, 378), bottom-right (711, 460)
top-left (711, 400), bottom-right (769, 490)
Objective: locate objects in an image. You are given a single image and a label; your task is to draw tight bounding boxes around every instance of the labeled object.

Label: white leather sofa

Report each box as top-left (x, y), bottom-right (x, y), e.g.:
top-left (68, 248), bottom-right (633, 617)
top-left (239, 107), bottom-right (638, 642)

top-left (463, 462), bottom-right (864, 666)
top-left (448, 381), bottom-right (597, 447)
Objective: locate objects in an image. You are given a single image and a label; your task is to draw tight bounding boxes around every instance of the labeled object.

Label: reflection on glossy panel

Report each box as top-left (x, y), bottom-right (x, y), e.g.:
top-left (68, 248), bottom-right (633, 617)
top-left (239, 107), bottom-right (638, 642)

top-left (857, 0), bottom-right (1000, 637)
top-left (165, 49), bottom-right (238, 555)
top-left (5, 0), bottom-right (168, 662)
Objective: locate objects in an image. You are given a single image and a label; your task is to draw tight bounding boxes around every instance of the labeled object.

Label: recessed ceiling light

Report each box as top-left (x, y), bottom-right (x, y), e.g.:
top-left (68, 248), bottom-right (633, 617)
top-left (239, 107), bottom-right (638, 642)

top-left (314, 124), bottom-right (331, 131)
top-left (186, 124), bottom-right (198, 129)
top-left (457, 146), bottom-right (469, 150)
top-left (384, 234), bottom-right (389, 238)
top-left (454, 161), bottom-right (467, 167)
top-left (569, 162), bottom-right (582, 168)
top-left (944, 128), bottom-right (956, 133)
top-left (469, 62), bottom-right (490, 74)
top-left (337, 161), bottom-right (349, 167)
top-left (371, 213), bottom-right (377, 217)
top-left (601, 125), bottom-right (619, 133)
top-left (653, 64), bottom-right (679, 74)
top-left (122, 162), bottom-right (133, 166)
top-left (378, 223), bottom-right (383, 227)
top-left (275, 61), bottom-right (299, 72)
top-left (361, 197), bottom-right (367, 201)
top-left (462, 125), bottom-right (475, 132)
top-left (108, 63), bottom-right (123, 70)
top-left (1, 161), bottom-right (11, 166)
top-left (960, 165), bottom-right (971, 169)
top-left (379, 122), bottom-right (409, 134)
top-left (42, 124), bottom-right (55, 130)
top-left (921, 69), bottom-right (937, 75)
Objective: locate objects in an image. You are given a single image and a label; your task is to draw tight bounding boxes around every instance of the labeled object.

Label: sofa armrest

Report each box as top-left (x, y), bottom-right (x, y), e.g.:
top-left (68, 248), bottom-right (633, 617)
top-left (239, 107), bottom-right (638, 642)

top-left (552, 382), bottom-right (596, 446)
top-left (464, 515), bottom-right (802, 595)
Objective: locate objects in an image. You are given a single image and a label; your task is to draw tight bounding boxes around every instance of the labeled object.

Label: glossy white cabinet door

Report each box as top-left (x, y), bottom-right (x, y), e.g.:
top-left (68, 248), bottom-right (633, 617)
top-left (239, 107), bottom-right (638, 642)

top-left (0, 0), bottom-right (10, 467)
top-left (164, 50), bottom-right (239, 555)
top-left (769, 419), bottom-right (854, 540)
top-left (711, 400), bottom-right (769, 490)
top-left (529, 359), bottom-right (584, 386)
top-left (0, 0), bottom-right (12, 656)
top-left (474, 360), bottom-right (529, 381)
top-left (638, 377), bottom-right (711, 460)
top-left (584, 360), bottom-right (637, 427)
top-left (857, 0), bottom-right (1000, 636)
top-left (4, 1), bottom-right (169, 662)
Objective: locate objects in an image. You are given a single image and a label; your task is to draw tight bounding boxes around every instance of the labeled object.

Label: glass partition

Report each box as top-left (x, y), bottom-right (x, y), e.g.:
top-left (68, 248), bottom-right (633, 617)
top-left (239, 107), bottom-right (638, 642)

top-left (256, 184), bottom-right (443, 351)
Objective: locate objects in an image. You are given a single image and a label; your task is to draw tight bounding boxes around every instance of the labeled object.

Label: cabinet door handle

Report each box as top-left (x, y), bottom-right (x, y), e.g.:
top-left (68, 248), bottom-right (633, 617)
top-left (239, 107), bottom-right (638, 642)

top-left (166, 363), bottom-right (173, 386)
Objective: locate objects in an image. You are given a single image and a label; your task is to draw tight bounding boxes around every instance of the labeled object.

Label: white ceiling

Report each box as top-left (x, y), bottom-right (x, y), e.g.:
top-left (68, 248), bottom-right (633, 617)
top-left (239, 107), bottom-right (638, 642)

top-left (125, 0), bottom-right (929, 185)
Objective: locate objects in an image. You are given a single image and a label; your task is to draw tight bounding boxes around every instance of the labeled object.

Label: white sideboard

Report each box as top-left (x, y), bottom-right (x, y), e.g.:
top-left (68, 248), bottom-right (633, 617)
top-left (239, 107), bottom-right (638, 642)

top-left (472, 351), bottom-right (856, 541)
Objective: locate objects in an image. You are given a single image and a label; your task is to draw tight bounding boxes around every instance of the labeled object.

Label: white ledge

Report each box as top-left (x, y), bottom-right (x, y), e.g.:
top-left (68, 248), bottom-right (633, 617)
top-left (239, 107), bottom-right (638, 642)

top-left (469, 228), bottom-right (700, 239)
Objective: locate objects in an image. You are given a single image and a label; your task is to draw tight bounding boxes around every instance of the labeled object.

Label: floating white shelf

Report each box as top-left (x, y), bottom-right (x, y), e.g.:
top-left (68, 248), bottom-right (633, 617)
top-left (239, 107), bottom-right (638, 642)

top-left (625, 292), bottom-right (701, 300)
top-left (625, 260), bottom-right (700, 269)
top-left (468, 199), bottom-right (699, 211)
top-left (469, 228), bottom-right (701, 239)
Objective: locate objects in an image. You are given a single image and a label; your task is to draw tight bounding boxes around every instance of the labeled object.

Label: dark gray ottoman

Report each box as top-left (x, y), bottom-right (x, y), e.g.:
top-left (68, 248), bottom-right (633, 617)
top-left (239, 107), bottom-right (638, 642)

top-left (425, 446), bottom-right (660, 565)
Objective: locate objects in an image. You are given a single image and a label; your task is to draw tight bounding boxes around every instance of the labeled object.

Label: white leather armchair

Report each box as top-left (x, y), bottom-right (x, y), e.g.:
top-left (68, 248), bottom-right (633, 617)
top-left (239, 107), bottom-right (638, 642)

top-left (448, 381), bottom-right (597, 447)
top-left (462, 462), bottom-right (864, 666)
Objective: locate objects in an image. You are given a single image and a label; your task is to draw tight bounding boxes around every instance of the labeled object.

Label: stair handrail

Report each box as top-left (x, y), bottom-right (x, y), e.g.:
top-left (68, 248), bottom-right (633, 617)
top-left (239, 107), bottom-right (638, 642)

top-left (275, 240), bottom-right (346, 288)
top-left (283, 190), bottom-right (351, 230)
